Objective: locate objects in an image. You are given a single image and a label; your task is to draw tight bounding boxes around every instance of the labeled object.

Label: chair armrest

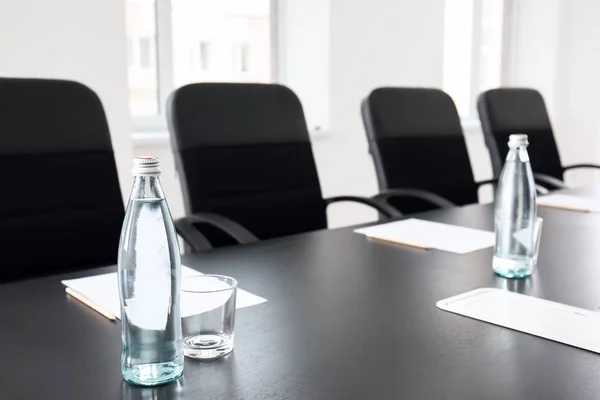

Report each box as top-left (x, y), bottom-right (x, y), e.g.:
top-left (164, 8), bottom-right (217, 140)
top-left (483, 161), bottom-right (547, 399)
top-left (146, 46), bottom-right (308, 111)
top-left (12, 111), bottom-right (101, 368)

top-left (481, 173), bottom-right (563, 195)
top-left (476, 177), bottom-right (552, 196)
top-left (535, 185), bottom-right (550, 195)
top-left (475, 178), bottom-right (498, 188)
top-left (373, 188), bottom-right (456, 212)
top-left (174, 213), bottom-right (259, 252)
top-left (325, 196), bottom-right (401, 218)
top-left (532, 173), bottom-right (567, 190)
top-left (563, 163), bottom-right (600, 172)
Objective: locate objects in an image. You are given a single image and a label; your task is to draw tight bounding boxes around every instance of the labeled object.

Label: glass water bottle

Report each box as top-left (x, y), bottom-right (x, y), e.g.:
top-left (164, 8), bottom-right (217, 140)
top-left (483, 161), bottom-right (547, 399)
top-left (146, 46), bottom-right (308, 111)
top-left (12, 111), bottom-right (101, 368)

top-left (117, 156), bottom-right (184, 386)
top-left (493, 134), bottom-right (537, 278)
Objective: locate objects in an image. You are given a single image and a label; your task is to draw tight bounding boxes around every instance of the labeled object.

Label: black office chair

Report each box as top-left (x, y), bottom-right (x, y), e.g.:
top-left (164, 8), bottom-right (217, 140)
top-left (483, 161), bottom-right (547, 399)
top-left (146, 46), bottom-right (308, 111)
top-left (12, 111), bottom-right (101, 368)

top-left (0, 78), bottom-right (125, 282)
top-left (478, 88), bottom-right (584, 189)
top-left (361, 87), bottom-right (500, 214)
top-left (167, 83), bottom-right (446, 251)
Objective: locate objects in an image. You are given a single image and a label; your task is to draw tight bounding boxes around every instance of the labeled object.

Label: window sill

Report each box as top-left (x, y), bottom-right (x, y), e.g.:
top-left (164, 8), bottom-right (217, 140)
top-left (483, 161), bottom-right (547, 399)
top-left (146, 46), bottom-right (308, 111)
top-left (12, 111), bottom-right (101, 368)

top-left (461, 117), bottom-right (482, 135)
top-left (132, 131), bottom-right (171, 146)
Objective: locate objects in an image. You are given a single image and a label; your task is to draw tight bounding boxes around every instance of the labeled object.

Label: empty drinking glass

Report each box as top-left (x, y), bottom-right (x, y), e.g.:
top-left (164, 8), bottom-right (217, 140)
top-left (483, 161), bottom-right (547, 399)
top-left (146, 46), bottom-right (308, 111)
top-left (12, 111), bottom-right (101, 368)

top-left (533, 217), bottom-right (544, 267)
top-left (181, 275), bottom-right (237, 360)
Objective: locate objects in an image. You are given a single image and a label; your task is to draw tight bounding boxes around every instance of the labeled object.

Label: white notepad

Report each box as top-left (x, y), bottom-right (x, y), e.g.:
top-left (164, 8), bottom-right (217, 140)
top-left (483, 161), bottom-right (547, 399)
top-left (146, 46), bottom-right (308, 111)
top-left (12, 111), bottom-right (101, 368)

top-left (354, 218), bottom-right (495, 254)
top-left (62, 266), bottom-right (267, 319)
top-left (537, 193), bottom-right (600, 213)
top-left (437, 288), bottom-right (600, 353)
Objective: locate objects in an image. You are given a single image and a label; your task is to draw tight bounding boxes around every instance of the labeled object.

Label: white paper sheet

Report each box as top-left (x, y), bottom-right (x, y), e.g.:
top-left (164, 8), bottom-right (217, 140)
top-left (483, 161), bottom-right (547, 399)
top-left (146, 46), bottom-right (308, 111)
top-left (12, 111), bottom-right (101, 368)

top-left (62, 266), bottom-right (267, 319)
top-left (354, 218), bottom-right (495, 254)
top-left (537, 193), bottom-right (600, 212)
top-left (437, 288), bottom-right (600, 354)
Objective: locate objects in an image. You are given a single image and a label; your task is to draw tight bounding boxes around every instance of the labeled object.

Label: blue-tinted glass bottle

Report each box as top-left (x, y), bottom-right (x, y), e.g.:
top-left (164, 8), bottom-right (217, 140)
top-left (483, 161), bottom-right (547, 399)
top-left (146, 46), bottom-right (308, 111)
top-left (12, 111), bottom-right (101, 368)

top-left (493, 134), bottom-right (537, 278)
top-left (117, 156), bottom-right (184, 386)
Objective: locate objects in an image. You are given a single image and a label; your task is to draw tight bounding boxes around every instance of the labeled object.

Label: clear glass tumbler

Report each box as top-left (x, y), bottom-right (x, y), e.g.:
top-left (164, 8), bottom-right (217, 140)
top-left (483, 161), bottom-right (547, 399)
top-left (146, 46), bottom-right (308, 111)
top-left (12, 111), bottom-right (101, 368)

top-left (532, 217), bottom-right (543, 267)
top-left (181, 275), bottom-right (237, 360)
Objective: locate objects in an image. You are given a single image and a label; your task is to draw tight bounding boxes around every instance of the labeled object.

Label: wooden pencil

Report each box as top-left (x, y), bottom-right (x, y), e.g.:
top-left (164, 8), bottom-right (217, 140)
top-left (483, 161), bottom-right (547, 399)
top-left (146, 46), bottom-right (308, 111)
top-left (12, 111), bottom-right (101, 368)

top-left (65, 287), bottom-right (117, 321)
top-left (367, 234), bottom-right (431, 250)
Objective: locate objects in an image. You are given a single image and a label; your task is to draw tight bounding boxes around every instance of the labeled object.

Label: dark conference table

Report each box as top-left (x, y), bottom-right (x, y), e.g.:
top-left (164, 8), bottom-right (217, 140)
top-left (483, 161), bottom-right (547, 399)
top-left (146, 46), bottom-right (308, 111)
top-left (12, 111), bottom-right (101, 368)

top-left (3, 188), bottom-right (600, 399)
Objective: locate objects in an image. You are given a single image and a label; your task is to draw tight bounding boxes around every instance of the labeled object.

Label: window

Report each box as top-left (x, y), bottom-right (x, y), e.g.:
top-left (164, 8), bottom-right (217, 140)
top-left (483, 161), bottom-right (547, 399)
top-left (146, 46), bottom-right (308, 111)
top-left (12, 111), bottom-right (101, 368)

top-left (138, 38), bottom-right (155, 68)
top-left (125, 0), bottom-right (159, 117)
top-left (232, 43), bottom-right (251, 72)
top-left (125, 0), bottom-right (274, 128)
top-left (193, 42), bottom-right (211, 71)
top-left (126, 37), bottom-right (156, 69)
top-left (443, 0), bottom-right (506, 118)
top-left (127, 39), bottom-right (135, 67)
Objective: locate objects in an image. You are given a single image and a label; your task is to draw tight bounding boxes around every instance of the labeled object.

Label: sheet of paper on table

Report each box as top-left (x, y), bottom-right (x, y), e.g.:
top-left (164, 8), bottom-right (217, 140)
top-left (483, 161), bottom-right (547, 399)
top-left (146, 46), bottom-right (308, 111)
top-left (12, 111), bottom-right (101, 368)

top-left (537, 193), bottom-right (600, 213)
top-left (354, 218), bottom-right (495, 254)
top-left (437, 288), bottom-right (600, 354)
top-left (62, 266), bottom-right (267, 319)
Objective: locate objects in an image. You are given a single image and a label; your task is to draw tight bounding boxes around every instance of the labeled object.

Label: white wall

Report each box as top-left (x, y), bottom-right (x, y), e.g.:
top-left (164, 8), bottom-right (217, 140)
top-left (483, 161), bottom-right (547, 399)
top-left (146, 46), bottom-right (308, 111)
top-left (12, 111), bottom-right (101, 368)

top-left (315, 0), bottom-right (446, 226)
top-left (553, 0), bottom-right (600, 185)
top-left (5, 0), bottom-right (600, 230)
top-left (276, 0), bottom-right (330, 132)
top-left (145, 0), bottom-right (600, 230)
top-left (507, 0), bottom-right (600, 187)
top-left (135, 0), bottom-right (448, 228)
top-left (0, 0), bottom-right (133, 198)
top-left (506, 0), bottom-right (561, 117)
top-left (9, 0), bottom-right (600, 231)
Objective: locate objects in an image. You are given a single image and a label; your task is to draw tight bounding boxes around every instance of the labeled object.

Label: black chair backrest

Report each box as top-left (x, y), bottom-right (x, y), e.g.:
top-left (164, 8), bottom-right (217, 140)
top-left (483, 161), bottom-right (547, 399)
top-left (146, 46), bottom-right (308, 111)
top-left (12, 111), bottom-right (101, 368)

top-left (167, 83), bottom-right (327, 247)
top-left (0, 78), bottom-right (124, 282)
top-left (362, 87), bottom-right (479, 213)
top-left (477, 88), bottom-right (564, 180)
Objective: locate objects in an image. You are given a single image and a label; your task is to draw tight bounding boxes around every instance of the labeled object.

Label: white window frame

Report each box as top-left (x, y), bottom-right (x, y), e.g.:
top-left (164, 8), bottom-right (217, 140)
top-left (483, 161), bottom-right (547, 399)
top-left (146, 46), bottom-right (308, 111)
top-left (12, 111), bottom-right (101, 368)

top-left (444, 0), bottom-right (511, 127)
top-left (466, 0), bottom-right (483, 121)
top-left (132, 0), bottom-right (278, 133)
top-left (500, 0), bottom-right (516, 86)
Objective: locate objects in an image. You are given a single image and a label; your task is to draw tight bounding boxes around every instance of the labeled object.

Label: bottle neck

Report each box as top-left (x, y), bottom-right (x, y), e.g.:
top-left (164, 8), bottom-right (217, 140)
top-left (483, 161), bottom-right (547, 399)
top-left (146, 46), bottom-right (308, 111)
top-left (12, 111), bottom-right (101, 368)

top-left (129, 175), bottom-right (165, 200)
top-left (506, 145), bottom-right (530, 163)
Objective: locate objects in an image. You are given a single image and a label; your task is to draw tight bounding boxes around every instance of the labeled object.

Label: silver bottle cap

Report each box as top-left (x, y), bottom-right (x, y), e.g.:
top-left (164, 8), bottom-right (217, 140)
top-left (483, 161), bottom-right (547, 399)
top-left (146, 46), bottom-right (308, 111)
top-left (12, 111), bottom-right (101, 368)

top-left (131, 156), bottom-right (161, 175)
top-left (508, 134), bottom-right (529, 148)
